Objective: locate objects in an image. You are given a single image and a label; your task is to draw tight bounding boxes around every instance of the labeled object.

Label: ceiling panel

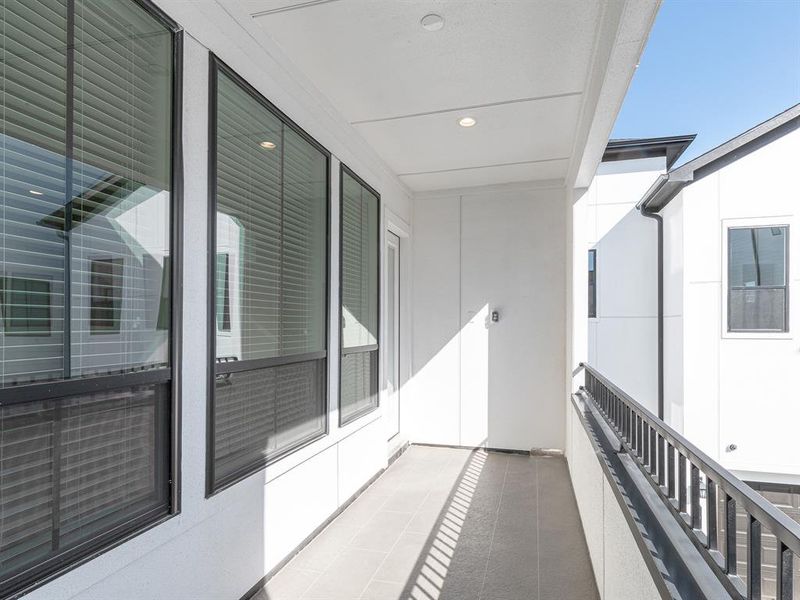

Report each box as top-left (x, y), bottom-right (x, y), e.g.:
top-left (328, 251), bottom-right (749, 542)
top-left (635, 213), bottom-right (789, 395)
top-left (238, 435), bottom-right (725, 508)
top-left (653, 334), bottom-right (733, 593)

top-left (229, 0), bottom-right (611, 191)
top-left (399, 160), bottom-right (568, 192)
top-left (248, 0), bottom-right (600, 122)
top-left (353, 94), bottom-right (582, 175)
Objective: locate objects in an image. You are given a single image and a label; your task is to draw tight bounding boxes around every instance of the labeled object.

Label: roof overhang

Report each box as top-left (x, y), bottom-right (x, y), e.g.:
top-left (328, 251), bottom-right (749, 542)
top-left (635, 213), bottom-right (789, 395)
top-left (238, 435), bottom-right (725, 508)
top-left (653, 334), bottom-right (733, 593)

top-left (638, 103), bottom-right (800, 213)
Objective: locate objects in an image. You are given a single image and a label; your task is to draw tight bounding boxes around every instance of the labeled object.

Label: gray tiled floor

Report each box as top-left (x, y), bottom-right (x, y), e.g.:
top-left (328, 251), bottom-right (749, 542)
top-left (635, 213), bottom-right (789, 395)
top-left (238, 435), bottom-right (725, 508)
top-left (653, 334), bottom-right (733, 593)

top-left (254, 446), bottom-right (599, 600)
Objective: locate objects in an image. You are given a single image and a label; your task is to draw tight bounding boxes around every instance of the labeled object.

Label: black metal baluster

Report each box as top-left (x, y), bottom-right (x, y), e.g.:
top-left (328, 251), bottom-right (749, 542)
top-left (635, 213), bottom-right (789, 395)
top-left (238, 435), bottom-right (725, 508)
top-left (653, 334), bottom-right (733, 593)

top-left (678, 454), bottom-right (687, 514)
top-left (707, 479), bottom-right (718, 551)
top-left (748, 515), bottom-right (761, 600)
top-left (726, 496), bottom-right (737, 575)
top-left (668, 444), bottom-right (676, 501)
top-left (691, 464), bottom-right (701, 531)
top-left (649, 427), bottom-right (657, 476)
top-left (776, 543), bottom-right (792, 600)
top-left (657, 434), bottom-right (665, 488)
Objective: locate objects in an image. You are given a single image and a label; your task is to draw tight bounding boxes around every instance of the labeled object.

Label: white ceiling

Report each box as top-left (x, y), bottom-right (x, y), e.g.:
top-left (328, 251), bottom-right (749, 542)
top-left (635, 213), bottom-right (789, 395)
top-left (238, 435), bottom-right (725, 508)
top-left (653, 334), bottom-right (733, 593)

top-left (235, 0), bottom-right (632, 191)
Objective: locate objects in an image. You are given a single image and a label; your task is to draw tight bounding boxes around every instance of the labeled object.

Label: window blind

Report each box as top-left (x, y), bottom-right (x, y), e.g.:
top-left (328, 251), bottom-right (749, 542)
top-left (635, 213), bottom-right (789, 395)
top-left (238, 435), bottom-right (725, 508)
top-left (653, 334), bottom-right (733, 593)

top-left (211, 62), bottom-right (328, 491)
top-left (339, 168), bottom-right (379, 425)
top-left (0, 0), bottom-right (176, 594)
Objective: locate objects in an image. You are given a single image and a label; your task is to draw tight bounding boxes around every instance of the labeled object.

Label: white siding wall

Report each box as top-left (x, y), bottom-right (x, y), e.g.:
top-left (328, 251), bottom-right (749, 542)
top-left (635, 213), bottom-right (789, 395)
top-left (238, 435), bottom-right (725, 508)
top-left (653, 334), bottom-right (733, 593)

top-left (409, 185), bottom-right (567, 452)
top-left (584, 157), bottom-right (665, 414)
top-left (27, 6), bottom-right (414, 598)
top-left (681, 128), bottom-right (800, 482)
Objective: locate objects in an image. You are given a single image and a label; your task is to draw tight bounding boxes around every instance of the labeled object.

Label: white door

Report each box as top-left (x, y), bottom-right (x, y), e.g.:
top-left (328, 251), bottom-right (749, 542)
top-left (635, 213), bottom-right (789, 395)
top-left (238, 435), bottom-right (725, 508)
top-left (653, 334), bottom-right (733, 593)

top-left (386, 232), bottom-right (401, 440)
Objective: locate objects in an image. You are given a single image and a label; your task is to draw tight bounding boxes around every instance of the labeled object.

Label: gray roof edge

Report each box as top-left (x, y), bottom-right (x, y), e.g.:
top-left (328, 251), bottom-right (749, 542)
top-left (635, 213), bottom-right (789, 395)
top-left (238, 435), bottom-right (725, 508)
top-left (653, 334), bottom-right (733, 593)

top-left (638, 103), bottom-right (800, 212)
top-left (603, 134), bottom-right (697, 169)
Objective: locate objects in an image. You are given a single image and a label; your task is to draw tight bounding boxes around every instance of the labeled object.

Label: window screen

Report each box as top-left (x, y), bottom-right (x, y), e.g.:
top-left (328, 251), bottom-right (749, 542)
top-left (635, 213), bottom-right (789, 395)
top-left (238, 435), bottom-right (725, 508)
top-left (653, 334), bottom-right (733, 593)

top-left (728, 226), bottom-right (788, 332)
top-left (0, 0), bottom-right (177, 594)
top-left (339, 167), bottom-right (379, 425)
top-left (588, 249), bottom-right (597, 319)
top-left (210, 59), bottom-right (328, 492)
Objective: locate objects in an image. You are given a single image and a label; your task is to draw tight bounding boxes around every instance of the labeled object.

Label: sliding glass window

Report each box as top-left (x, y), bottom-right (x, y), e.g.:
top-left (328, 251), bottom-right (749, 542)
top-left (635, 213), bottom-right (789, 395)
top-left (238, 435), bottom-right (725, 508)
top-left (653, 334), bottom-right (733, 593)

top-left (0, 0), bottom-right (180, 595)
top-left (339, 166), bottom-right (379, 425)
top-left (209, 58), bottom-right (329, 493)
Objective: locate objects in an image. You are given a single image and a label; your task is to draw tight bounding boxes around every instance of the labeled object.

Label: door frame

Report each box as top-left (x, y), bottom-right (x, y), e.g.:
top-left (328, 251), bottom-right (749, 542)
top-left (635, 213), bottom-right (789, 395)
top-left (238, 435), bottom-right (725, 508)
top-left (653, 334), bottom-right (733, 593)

top-left (384, 209), bottom-right (411, 447)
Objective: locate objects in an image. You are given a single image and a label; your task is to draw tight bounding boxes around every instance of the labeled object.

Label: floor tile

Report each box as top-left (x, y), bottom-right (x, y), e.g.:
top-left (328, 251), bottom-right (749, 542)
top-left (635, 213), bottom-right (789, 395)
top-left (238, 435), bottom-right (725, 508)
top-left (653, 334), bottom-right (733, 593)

top-left (349, 510), bottom-right (414, 552)
top-left (302, 548), bottom-right (387, 599)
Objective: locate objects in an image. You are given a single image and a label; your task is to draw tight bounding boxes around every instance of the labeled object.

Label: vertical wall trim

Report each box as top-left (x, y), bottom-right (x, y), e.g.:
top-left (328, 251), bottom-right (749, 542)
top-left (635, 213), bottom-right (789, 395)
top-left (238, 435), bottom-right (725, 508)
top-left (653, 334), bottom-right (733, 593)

top-left (457, 195), bottom-right (463, 446)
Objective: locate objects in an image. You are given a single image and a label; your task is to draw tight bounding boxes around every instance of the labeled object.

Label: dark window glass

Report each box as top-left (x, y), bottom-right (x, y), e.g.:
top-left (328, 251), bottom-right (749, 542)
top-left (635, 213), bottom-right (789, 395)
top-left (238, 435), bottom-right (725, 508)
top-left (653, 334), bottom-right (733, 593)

top-left (210, 62), bottom-right (328, 491)
top-left (340, 168), bottom-right (379, 425)
top-left (90, 258), bottom-right (123, 333)
top-left (728, 226), bottom-right (788, 332)
top-left (0, 0), bottom-right (177, 594)
top-left (2, 277), bottom-right (52, 335)
top-left (588, 249), bottom-right (597, 318)
top-left (215, 253), bottom-right (230, 332)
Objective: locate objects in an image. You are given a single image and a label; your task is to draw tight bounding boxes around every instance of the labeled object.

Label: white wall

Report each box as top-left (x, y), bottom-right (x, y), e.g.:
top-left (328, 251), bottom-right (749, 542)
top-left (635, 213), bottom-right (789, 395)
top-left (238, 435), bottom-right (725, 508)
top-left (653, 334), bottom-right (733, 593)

top-left (409, 184), bottom-right (567, 452)
top-left (584, 157), bottom-right (665, 413)
top-left (27, 3), bottom-right (414, 597)
top-left (567, 399), bottom-right (662, 600)
top-left (679, 128), bottom-right (800, 481)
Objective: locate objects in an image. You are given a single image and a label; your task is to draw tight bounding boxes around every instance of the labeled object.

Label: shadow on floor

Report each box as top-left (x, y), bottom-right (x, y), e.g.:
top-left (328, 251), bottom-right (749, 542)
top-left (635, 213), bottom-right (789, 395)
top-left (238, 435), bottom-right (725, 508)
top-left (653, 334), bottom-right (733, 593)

top-left (256, 446), bottom-right (599, 600)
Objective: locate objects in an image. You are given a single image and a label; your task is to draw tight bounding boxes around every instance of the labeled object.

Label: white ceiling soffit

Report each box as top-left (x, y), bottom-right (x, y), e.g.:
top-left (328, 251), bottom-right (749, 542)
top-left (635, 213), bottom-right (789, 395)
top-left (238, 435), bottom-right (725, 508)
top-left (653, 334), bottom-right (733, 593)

top-left (243, 0), bottom-right (660, 192)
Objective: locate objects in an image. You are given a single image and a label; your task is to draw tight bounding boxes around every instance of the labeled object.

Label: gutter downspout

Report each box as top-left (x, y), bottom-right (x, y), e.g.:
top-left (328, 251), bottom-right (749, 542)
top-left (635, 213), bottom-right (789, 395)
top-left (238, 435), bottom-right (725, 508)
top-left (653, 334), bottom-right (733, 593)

top-left (638, 206), bottom-right (664, 421)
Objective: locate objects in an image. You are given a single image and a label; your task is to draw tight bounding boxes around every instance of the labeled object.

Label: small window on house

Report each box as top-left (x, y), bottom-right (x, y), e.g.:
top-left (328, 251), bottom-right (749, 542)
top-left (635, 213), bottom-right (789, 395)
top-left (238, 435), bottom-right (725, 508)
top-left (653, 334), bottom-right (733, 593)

top-left (1, 277), bottom-right (52, 335)
top-left (215, 253), bottom-right (231, 332)
top-left (588, 249), bottom-right (597, 318)
top-left (90, 258), bottom-right (123, 333)
top-left (728, 226), bottom-right (789, 332)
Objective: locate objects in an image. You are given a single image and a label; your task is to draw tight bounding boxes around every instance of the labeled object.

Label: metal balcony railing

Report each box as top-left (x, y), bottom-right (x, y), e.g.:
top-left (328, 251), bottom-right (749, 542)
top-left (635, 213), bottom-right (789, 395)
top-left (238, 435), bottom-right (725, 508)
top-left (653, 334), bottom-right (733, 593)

top-left (576, 363), bottom-right (800, 600)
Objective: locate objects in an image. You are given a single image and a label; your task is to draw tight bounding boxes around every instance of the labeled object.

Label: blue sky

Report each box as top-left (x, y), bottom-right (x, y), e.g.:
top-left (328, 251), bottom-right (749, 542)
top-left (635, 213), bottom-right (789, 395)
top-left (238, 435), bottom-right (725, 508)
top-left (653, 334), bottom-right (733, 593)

top-left (611, 0), bottom-right (800, 165)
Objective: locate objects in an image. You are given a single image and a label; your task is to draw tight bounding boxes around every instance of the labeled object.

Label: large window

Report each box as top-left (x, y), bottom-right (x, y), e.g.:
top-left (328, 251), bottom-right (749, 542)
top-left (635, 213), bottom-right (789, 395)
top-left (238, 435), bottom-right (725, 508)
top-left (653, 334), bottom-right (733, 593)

top-left (339, 166), bottom-right (379, 425)
top-left (0, 0), bottom-right (179, 595)
top-left (208, 58), bottom-right (329, 493)
top-left (728, 225), bottom-right (789, 332)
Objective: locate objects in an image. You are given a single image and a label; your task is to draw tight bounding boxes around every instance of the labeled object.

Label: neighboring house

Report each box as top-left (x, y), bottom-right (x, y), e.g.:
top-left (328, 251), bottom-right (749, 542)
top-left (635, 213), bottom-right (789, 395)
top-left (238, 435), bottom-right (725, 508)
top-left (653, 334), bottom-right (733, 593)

top-left (586, 104), bottom-right (800, 486)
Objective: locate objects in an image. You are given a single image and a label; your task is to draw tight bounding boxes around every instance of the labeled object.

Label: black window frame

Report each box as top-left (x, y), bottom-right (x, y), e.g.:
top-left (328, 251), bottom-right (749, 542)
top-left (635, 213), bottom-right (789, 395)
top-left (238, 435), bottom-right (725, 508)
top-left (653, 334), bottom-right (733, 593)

top-left (588, 249), bottom-right (597, 319)
top-left (727, 224), bottom-right (790, 333)
top-left (338, 163), bottom-right (381, 427)
top-left (0, 0), bottom-right (183, 597)
top-left (206, 55), bottom-right (331, 496)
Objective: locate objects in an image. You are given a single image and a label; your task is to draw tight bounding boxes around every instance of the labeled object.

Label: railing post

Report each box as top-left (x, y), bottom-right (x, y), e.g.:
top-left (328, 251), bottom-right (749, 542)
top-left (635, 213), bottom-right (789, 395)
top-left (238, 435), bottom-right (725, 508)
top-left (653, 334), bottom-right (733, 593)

top-left (707, 479), bottom-right (718, 551)
top-left (726, 495), bottom-right (737, 575)
top-left (668, 443), bottom-right (676, 501)
top-left (657, 434), bottom-right (665, 487)
top-left (747, 515), bottom-right (761, 600)
top-left (776, 542), bottom-right (793, 600)
top-left (679, 454), bottom-right (687, 514)
top-left (691, 464), bottom-right (701, 531)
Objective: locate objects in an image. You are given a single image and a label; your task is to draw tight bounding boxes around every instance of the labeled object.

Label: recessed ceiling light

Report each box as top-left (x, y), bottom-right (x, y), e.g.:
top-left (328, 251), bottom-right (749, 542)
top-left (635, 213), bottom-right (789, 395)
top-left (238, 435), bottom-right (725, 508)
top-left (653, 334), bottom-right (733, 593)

top-left (420, 13), bottom-right (444, 32)
top-left (259, 141), bottom-right (276, 149)
top-left (29, 190), bottom-right (43, 196)
top-left (458, 116), bottom-right (477, 128)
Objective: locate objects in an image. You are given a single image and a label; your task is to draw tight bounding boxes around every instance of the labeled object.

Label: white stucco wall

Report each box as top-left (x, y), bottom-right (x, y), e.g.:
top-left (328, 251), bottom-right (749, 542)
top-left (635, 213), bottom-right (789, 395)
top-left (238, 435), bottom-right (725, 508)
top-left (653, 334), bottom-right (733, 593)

top-left (567, 400), bottom-right (662, 600)
top-left (584, 157), bottom-right (665, 413)
top-left (679, 127), bottom-right (800, 482)
top-left (26, 6), bottom-right (414, 598)
top-left (409, 184), bottom-right (567, 452)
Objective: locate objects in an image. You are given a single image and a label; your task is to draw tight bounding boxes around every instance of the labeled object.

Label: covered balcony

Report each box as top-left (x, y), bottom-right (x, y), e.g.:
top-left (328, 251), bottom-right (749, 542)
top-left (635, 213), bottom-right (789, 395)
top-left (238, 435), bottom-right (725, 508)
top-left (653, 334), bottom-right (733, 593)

top-left (1, 1), bottom-right (798, 600)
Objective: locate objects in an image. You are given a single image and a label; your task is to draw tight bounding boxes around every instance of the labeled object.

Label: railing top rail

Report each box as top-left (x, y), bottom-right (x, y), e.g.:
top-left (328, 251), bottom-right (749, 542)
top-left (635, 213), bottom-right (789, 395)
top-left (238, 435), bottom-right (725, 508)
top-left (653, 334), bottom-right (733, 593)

top-left (576, 362), bottom-right (800, 555)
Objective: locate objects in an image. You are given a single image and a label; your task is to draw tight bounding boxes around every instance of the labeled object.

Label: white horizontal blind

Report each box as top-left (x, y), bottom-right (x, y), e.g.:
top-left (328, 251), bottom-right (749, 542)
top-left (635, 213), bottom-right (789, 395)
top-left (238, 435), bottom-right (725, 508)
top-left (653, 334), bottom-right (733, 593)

top-left (340, 169), bottom-right (378, 423)
top-left (71, 0), bottom-right (172, 376)
top-left (212, 66), bottom-right (327, 489)
top-left (0, 0), bottom-right (68, 385)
